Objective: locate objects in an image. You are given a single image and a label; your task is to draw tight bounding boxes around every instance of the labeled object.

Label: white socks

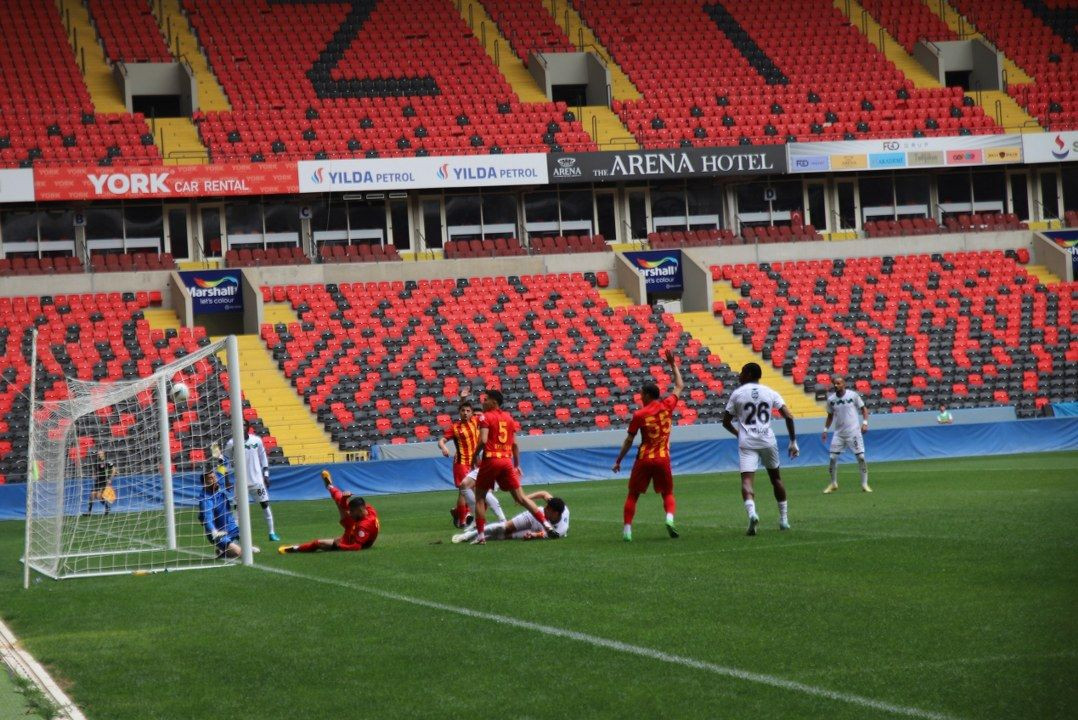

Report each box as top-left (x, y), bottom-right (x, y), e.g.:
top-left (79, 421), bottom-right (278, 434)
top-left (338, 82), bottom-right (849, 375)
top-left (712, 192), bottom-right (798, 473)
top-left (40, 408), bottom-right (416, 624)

top-left (487, 491), bottom-right (506, 522)
top-left (623, 523), bottom-right (632, 534)
top-left (778, 501), bottom-right (788, 524)
top-left (462, 487), bottom-right (476, 512)
top-left (857, 455), bottom-right (869, 487)
top-left (665, 512), bottom-right (674, 523)
top-left (263, 506), bottom-right (276, 535)
top-left (744, 499), bottom-right (757, 519)
top-left (829, 454), bottom-right (839, 485)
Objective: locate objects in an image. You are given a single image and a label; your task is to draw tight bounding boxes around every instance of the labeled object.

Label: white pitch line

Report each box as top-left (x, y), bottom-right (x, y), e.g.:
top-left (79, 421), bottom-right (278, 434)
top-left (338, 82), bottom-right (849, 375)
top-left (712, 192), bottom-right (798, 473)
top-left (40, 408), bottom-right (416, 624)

top-left (257, 565), bottom-right (961, 720)
top-left (0, 618), bottom-right (86, 720)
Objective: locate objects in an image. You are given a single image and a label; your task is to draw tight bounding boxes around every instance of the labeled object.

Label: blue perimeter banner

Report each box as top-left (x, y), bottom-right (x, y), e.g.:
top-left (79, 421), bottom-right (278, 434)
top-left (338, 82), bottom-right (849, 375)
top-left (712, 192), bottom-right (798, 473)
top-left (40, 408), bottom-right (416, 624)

top-left (0, 418), bottom-right (1075, 521)
top-left (624, 250), bottom-right (683, 292)
top-left (179, 269), bottom-right (243, 314)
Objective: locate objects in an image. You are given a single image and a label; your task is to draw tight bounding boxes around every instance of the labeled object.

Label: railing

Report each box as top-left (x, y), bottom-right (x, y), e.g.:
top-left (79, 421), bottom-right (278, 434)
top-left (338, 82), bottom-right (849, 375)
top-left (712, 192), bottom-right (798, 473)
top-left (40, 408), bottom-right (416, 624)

top-left (877, 27), bottom-right (886, 53)
top-left (994, 98), bottom-right (1003, 127)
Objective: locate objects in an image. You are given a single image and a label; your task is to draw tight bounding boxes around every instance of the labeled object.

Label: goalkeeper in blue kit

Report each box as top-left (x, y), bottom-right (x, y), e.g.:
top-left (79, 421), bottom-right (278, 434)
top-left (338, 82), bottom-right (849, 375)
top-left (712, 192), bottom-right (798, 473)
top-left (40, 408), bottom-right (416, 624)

top-left (198, 463), bottom-right (258, 558)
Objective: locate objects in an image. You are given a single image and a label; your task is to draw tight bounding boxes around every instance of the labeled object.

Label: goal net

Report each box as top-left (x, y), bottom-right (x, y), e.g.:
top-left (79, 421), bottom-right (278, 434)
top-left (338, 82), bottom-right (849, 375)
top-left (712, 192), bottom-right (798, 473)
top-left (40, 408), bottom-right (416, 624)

top-left (24, 336), bottom-right (255, 582)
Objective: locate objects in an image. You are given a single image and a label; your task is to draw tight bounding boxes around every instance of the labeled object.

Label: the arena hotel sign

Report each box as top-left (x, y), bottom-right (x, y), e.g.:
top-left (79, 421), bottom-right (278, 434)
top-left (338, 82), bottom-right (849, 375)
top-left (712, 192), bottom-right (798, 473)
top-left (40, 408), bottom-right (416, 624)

top-left (547, 146), bottom-right (785, 183)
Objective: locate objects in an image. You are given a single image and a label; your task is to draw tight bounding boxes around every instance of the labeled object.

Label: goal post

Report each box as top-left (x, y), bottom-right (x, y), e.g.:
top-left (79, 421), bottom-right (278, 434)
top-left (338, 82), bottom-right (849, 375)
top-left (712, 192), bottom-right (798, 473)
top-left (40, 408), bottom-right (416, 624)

top-left (24, 335), bottom-right (254, 583)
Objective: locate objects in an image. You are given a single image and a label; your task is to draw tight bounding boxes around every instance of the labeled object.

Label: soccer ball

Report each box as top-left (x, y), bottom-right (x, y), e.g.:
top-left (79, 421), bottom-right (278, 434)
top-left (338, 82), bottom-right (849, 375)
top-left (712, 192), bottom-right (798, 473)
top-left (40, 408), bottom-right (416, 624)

top-left (170, 382), bottom-right (190, 405)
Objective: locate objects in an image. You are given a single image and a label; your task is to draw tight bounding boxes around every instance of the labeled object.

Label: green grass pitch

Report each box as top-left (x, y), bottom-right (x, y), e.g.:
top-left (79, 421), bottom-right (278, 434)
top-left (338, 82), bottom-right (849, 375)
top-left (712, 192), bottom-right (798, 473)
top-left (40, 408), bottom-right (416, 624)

top-left (0, 451), bottom-right (1075, 720)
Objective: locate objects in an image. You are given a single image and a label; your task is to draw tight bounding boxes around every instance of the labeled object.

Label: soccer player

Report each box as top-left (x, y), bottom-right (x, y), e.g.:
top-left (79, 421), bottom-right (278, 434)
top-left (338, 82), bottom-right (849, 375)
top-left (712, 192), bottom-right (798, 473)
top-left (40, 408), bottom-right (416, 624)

top-left (722, 362), bottom-right (799, 535)
top-left (225, 421), bottom-right (279, 542)
top-left (471, 389), bottom-right (554, 544)
top-left (456, 466), bottom-right (507, 525)
top-left (279, 470), bottom-right (379, 553)
top-left (821, 374), bottom-right (871, 493)
top-left (452, 491), bottom-right (568, 543)
top-left (84, 448), bottom-right (116, 516)
top-left (936, 404), bottom-right (954, 425)
top-left (439, 400), bottom-right (481, 528)
top-left (612, 349), bottom-right (683, 542)
top-left (199, 463), bottom-right (258, 558)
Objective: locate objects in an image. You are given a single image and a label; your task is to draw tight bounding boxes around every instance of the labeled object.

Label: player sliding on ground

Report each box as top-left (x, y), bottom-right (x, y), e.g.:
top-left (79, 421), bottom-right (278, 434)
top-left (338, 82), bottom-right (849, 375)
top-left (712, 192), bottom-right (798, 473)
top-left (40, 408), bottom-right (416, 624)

top-left (612, 348), bottom-right (683, 542)
top-left (452, 491), bottom-right (568, 543)
top-left (722, 362), bottom-right (799, 535)
top-left (821, 374), bottom-right (872, 493)
top-left (471, 389), bottom-right (557, 544)
top-left (456, 467), bottom-right (507, 526)
top-left (278, 470), bottom-right (379, 554)
top-left (199, 462), bottom-right (259, 559)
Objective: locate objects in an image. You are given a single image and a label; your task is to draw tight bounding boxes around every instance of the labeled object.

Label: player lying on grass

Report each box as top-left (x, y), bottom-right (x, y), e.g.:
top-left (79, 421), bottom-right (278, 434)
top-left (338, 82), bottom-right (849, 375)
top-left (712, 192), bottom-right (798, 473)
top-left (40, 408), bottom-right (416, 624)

top-left (472, 389), bottom-right (557, 541)
top-left (456, 467), bottom-right (507, 526)
top-left (722, 362), bottom-right (799, 535)
top-left (613, 348), bottom-right (684, 542)
top-left (199, 462), bottom-right (259, 559)
top-left (279, 470), bottom-right (379, 553)
top-left (452, 491), bottom-right (568, 543)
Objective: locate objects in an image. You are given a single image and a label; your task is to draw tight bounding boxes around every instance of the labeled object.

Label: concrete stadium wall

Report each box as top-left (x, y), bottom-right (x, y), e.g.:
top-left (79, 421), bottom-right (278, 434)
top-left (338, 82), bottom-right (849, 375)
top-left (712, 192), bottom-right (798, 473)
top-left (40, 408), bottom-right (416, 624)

top-left (1032, 232), bottom-right (1074, 282)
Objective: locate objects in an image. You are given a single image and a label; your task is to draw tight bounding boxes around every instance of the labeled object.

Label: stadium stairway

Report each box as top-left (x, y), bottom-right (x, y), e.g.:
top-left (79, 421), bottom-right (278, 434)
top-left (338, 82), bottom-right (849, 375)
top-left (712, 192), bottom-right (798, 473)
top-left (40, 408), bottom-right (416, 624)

top-left (152, 0), bottom-right (231, 111)
top-left (457, 0), bottom-right (549, 103)
top-left (927, 0), bottom-right (1035, 87)
top-left (231, 335), bottom-right (341, 465)
top-left (968, 90), bottom-right (1041, 133)
top-left (142, 307), bottom-right (184, 331)
top-left (676, 311), bottom-right (827, 418)
top-left (1026, 265), bottom-right (1063, 286)
top-left (836, 0), bottom-right (941, 90)
top-left (153, 117), bottom-right (208, 164)
top-left (544, 0), bottom-right (640, 103)
top-left (597, 287), bottom-right (635, 309)
top-left (57, 0), bottom-right (127, 113)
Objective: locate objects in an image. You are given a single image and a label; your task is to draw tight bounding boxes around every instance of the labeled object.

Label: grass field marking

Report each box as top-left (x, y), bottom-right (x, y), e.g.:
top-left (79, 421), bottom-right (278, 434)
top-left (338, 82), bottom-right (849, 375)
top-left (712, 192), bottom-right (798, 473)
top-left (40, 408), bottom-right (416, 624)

top-left (798, 650), bottom-right (1078, 680)
top-left (0, 618), bottom-right (85, 720)
top-left (257, 565), bottom-right (963, 720)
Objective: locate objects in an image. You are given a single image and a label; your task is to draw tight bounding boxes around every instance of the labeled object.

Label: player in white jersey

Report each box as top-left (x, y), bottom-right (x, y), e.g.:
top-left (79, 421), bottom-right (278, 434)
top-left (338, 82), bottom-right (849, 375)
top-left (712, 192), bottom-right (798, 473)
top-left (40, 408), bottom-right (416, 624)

top-left (452, 491), bottom-right (567, 543)
top-left (223, 421), bottom-right (279, 541)
top-left (821, 375), bottom-right (872, 493)
top-left (455, 467), bottom-right (507, 526)
top-left (722, 363), bottom-right (799, 535)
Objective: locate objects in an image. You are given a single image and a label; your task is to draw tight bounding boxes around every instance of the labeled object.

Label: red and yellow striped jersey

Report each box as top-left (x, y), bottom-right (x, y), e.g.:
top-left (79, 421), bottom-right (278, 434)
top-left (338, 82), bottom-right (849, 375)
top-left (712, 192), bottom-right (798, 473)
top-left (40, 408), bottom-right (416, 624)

top-left (629, 395), bottom-right (678, 461)
top-left (443, 417), bottom-right (480, 466)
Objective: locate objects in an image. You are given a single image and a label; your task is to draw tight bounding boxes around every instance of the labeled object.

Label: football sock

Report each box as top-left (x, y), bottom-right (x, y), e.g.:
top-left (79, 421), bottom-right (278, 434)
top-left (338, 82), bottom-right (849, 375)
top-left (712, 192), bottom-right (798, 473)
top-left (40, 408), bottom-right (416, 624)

top-left (263, 506), bottom-right (276, 536)
top-left (829, 454), bottom-right (839, 485)
top-left (744, 499), bottom-right (757, 519)
top-left (476, 514), bottom-right (486, 536)
top-left (462, 487), bottom-right (476, 512)
top-left (297, 540), bottom-right (320, 553)
top-left (486, 491), bottom-right (506, 522)
top-left (662, 492), bottom-right (676, 516)
top-left (530, 507), bottom-right (547, 525)
top-left (623, 494), bottom-right (639, 525)
top-left (456, 499), bottom-right (469, 524)
top-left (778, 501), bottom-right (788, 524)
top-left (857, 455), bottom-right (869, 487)
top-left (623, 523), bottom-right (632, 535)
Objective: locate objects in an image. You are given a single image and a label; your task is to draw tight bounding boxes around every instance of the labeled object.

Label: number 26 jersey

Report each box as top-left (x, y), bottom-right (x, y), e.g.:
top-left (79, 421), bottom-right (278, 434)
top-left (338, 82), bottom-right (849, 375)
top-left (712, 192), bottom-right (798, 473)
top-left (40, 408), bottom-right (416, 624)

top-left (725, 383), bottom-right (786, 450)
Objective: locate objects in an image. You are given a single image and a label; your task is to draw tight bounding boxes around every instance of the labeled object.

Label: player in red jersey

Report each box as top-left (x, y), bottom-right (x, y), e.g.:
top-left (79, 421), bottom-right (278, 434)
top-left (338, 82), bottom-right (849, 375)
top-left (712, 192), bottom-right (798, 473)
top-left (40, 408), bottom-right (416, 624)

top-left (439, 400), bottom-right (481, 527)
top-left (278, 470), bottom-right (379, 553)
top-left (612, 349), bottom-right (684, 541)
top-left (472, 389), bottom-right (554, 544)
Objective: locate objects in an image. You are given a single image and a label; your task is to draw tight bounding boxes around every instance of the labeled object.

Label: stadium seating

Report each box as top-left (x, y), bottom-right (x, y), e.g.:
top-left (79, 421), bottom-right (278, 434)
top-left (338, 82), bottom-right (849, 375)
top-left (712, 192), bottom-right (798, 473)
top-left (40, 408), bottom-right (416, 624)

top-left (89, 252), bottom-right (177, 273)
top-left (184, 0), bottom-right (596, 161)
top-left (226, 246), bottom-right (311, 267)
top-left (577, 0), bottom-right (1000, 148)
top-left (948, 0), bottom-right (1077, 129)
top-left (528, 234), bottom-right (610, 254)
top-left (859, 0), bottom-right (957, 54)
top-left (0, 256), bottom-right (85, 276)
top-left (0, 1), bottom-right (161, 168)
top-left (0, 292), bottom-right (283, 483)
top-left (315, 243), bottom-right (401, 264)
top-left (86, 0), bottom-right (173, 63)
top-left (443, 237), bottom-right (528, 258)
top-left (713, 250), bottom-right (1077, 418)
top-left (864, 213), bottom-right (1027, 237)
top-left (739, 224), bottom-right (821, 243)
top-left (1066, 210), bottom-right (1078, 228)
top-left (259, 273), bottom-right (739, 450)
top-left (481, 0), bottom-right (576, 62)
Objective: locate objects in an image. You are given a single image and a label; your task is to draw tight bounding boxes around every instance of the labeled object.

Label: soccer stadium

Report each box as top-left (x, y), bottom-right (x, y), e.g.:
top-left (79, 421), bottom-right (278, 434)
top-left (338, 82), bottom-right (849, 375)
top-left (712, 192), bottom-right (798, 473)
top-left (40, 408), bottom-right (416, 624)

top-left (0, 0), bottom-right (1075, 717)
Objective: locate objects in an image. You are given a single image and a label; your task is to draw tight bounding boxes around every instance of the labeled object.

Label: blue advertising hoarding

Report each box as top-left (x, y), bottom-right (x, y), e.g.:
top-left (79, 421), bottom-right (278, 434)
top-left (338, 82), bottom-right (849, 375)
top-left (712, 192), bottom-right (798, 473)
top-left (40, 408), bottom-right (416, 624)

top-left (625, 250), bottom-right (683, 292)
top-left (179, 269), bottom-right (244, 314)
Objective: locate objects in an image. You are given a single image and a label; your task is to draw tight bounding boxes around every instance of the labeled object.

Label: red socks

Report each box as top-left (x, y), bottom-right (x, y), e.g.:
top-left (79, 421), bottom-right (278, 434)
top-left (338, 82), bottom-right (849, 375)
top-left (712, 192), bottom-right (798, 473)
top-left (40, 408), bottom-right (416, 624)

top-left (456, 499), bottom-right (469, 525)
top-left (297, 540), bottom-right (320, 553)
top-left (531, 507), bottom-right (547, 524)
top-left (623, 494), bottom-right (639, 525)
top-left (662, 493), bottom-right (676, 515)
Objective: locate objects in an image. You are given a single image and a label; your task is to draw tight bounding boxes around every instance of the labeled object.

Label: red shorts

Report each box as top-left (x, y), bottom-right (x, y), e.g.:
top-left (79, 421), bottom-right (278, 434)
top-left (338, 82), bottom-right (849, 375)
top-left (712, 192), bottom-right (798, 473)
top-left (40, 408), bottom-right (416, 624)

top-left (629, 458), bottom-right (673, 495)
top-left (452, 463), bottom-right (470, 487)
top-left (476, 458), bottom-right (521, 495)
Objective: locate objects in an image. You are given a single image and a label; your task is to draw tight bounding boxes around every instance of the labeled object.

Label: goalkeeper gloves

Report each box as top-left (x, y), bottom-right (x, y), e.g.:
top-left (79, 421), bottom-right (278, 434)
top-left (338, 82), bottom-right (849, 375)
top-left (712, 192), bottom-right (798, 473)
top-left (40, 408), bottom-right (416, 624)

top-left (211, 529), bottom-right (228, 541)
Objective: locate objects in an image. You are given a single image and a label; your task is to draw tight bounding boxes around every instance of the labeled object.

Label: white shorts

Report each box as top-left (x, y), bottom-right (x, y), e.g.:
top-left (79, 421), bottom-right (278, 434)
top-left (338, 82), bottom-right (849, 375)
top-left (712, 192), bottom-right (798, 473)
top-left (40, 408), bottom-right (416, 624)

top-left (506, 510), bottom-right (542, 538)
top-left (829, 433), bottom-right (865, 456)
top-left (248, 482), bottom-right (270, 503)
top-left (738, 445), bottom-right (780, 473)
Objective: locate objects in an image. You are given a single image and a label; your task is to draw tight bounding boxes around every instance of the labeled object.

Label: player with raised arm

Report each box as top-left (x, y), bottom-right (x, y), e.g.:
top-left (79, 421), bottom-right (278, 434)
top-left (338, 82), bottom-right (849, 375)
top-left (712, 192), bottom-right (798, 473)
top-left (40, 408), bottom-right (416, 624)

top-left (612, 349), bottom-right (683, 542)
top-left (472, 389), bottom-right (554, 545)
top-left (279, 470), bottom-right (379, 553)
top-left (225, 421), bottom-right (279, 542)
top-left (821, 375), bottom-right (872, 493)
top-left (198, 462), bottom-right (258, 559)
top-left (452, 491), bottom-right (568, 543)
top-left (84, 448), bottom-right (116, 516)
top-left (722, 362), bottom-right (799, 535)
top-left (439, 400), bottom-right (481, 528)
